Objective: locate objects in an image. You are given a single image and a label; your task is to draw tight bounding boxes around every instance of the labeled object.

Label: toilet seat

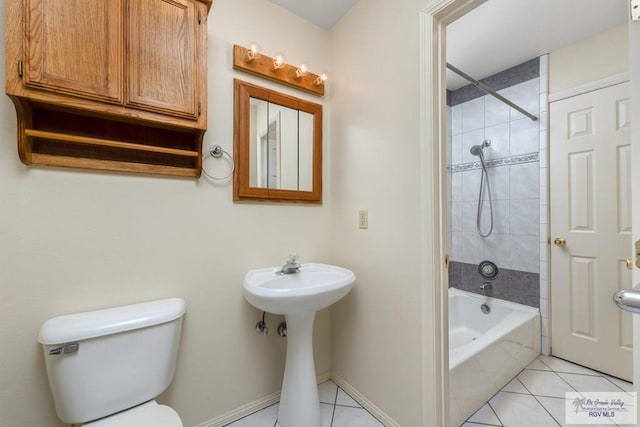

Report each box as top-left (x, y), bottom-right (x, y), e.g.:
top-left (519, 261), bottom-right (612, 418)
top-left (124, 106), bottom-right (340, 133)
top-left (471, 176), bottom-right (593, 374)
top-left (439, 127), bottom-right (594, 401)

top-left (84, 401), bottom-right (182, 427)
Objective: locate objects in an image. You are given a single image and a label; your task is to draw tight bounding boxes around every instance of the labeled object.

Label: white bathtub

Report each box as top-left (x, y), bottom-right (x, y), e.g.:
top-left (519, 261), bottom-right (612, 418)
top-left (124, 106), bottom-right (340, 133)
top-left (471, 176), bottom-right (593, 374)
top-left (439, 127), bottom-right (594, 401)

top-left (449, 288), bottom-right (540, 427)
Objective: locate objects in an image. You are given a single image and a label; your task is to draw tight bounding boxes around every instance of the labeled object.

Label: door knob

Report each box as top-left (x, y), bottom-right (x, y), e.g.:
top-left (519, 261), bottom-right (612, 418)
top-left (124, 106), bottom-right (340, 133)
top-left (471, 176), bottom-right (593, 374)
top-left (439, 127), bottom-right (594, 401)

top-left (553, 237), bottom-right (567, 247)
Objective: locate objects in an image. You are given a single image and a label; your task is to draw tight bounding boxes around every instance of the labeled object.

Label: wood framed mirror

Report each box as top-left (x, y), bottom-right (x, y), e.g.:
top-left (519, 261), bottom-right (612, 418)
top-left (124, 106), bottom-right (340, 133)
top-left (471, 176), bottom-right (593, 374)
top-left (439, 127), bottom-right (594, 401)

top-left (233, 79), bottom-right (322, 203)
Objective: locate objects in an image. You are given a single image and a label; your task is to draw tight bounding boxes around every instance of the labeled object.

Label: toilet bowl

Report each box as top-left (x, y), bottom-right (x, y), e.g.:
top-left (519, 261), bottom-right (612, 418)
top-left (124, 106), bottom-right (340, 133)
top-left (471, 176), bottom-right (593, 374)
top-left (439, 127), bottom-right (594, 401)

top-left (39, 298), bottom-right (186, 426)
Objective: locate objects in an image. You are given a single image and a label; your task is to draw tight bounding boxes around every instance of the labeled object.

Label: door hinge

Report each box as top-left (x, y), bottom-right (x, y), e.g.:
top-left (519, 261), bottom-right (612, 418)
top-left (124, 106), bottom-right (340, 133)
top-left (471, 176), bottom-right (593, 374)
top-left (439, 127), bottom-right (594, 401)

top-left (198, 10), bottom-right (202, 24)
top-left (197, 101), bottom-right (201, 116)
top-left (632, 0), bottom-right (640, 21)
top-left (444, 254), bottom-right (450, 269)
top-left (17, 60), bottom-right (23, 78)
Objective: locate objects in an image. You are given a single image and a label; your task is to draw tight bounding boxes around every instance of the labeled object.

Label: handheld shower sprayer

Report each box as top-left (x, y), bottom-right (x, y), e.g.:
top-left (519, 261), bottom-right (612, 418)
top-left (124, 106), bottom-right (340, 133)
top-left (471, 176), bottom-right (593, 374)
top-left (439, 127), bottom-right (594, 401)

top-left (470, 139), bottom-right (491, 157)
top-left (470, 140), bottom-right (494, 237)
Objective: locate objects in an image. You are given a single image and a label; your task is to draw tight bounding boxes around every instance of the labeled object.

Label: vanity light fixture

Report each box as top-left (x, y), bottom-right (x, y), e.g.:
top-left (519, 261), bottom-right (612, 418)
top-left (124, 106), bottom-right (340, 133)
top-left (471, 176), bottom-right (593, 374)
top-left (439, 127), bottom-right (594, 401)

top-left (233, 44), bottom-right (325, 97)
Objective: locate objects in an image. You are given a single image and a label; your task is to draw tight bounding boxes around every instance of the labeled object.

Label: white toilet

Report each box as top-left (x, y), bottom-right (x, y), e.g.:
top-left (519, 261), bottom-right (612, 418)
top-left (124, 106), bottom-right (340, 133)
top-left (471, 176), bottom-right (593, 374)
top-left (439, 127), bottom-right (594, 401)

top-left (38, 298), bottom-right (186, 426)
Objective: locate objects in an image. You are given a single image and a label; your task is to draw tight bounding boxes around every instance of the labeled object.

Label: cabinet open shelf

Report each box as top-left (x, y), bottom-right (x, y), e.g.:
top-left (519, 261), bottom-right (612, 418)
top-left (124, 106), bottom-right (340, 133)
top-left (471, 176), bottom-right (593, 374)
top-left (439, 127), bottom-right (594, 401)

top-left (15, 101), bottom-right (204, 177)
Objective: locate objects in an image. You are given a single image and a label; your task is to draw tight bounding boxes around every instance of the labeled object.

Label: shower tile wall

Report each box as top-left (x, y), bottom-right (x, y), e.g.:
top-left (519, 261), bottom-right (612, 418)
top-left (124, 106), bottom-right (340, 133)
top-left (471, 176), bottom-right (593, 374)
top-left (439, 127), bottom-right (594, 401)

top-left (447, 58), bottom-right (542, 311)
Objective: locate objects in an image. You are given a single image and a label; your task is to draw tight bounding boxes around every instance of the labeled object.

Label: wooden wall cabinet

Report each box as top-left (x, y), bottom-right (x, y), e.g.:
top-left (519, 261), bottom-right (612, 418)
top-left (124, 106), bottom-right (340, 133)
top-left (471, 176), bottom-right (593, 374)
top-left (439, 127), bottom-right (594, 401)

top-left (6, 0), bottom-right (212, 177)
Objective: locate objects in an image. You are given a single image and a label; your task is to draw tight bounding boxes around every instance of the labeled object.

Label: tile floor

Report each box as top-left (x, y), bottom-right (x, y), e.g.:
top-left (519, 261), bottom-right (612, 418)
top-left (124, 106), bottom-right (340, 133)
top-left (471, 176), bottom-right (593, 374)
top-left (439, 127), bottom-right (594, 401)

top-left (463, 355), bottom-right (633, 427)
top-left (224, 356), bottom-right (633, 427)
top-left (224, 380), bottom-right (383, 427)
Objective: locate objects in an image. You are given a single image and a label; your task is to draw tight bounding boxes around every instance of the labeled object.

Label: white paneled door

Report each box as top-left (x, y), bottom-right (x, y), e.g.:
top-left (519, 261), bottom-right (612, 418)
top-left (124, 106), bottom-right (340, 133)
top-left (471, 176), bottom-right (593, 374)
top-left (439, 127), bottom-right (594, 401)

top-left (550, 82), bottom-right (632, 381)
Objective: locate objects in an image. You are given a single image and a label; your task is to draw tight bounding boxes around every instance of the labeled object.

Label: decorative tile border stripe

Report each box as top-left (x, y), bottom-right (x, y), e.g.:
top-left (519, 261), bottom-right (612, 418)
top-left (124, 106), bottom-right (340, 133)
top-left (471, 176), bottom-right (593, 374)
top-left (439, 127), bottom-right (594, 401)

top-left (447, 152), bottom-right (539, 173)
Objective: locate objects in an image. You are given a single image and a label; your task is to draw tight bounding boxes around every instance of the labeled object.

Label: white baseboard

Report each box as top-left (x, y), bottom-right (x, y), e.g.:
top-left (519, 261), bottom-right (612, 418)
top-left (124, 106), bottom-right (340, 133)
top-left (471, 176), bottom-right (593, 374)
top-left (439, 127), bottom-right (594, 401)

top-left (193, 371), bottom-right (333, 427)
top-left (193, 390), bottom-right (280, 427)
top-left (330, 373), bottom-right (401, 427)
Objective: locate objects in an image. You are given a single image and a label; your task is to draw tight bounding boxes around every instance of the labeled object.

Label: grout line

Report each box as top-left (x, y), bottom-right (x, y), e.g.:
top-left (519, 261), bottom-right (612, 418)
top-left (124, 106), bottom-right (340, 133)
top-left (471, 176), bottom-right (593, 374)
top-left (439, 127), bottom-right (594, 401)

top-left (464, 422), bottom-right (502, 426)
top-left (487, 403), bottom-right (503, 427)
top-left (514, 370), bottom-right (561, 426)
top-left (329, 384), bottom-right (338, 427)
top-left (486, 402), bottom-right (504, 426)
top-left (602, 376), bottom-right (633, 394)
top-left (334, 403), bottom-right (363, 408)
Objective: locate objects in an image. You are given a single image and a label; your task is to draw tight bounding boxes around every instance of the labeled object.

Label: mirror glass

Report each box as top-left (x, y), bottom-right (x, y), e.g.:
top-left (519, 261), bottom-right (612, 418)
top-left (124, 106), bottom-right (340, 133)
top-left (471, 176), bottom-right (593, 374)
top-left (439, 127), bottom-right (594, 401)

top-left (234, 79), bottom-right (322, 203)
top-left (248, 99), bottom-right (314, 191)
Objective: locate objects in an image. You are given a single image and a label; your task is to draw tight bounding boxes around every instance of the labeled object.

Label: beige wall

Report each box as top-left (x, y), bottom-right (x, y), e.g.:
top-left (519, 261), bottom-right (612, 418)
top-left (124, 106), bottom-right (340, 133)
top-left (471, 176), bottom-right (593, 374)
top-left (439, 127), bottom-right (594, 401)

top-left (327, 0), bottom-right (427, 425)
top-left (0, 1), bottom-right (332, 426)
top-left (549, 23), bottom-right (629, 94)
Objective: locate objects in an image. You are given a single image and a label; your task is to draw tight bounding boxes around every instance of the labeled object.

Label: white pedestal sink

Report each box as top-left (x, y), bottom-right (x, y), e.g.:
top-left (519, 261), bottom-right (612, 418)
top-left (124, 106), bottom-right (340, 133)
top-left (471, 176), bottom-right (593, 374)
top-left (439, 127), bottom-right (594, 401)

top-left (243, 263), bottom-right (356, 427)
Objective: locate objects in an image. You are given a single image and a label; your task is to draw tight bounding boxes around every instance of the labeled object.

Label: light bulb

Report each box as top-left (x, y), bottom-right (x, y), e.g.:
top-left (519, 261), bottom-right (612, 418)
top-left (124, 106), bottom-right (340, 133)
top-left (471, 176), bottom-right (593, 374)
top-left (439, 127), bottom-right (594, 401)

top-left (295, 63), bottom-right (308, 79)
top-left (272, 54), bottom-right (285, 70)
top-left (244, 43), bottom-right (260, 63)
top-left (313, 72), bottom-right (328, 86)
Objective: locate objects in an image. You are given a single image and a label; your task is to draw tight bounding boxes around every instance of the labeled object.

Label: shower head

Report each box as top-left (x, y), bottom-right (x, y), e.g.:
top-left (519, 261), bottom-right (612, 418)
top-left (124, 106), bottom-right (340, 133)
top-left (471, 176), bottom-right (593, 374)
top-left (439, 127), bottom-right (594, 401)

top-left (470, 139), bottom-right (491, 156)
top-left (470, 145), bottom-right (483, 156)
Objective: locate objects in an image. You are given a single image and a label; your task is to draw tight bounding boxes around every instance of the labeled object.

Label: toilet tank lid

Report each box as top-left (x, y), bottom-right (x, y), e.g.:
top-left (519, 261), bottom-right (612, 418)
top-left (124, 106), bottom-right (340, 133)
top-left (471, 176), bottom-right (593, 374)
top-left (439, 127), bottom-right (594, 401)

top-left (38, 298), bottom-right (186, 345)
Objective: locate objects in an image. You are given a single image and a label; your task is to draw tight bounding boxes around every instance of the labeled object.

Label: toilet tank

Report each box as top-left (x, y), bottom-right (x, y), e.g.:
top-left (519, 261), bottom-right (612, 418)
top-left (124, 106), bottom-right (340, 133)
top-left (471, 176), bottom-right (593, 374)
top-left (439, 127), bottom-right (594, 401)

top-left (38, 298), bottom-right (186, 424)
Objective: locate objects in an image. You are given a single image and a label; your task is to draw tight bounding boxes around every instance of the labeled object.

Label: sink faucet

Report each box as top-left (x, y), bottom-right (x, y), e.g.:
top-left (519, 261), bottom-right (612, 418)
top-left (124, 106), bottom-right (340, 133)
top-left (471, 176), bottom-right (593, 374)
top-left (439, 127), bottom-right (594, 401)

top-left (278, 253), bottom-right (301, 275)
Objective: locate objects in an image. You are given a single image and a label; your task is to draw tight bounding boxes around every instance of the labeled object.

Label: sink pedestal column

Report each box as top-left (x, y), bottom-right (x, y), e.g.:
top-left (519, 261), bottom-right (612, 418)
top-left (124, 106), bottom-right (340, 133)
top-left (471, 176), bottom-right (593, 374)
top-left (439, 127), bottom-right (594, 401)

top-left (278, 311), bottom-right (321, 427)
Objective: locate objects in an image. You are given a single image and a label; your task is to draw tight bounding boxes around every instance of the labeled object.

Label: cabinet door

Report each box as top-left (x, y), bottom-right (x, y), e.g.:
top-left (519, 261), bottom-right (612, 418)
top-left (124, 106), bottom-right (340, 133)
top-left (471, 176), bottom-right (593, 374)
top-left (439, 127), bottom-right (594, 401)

top-left (24, 0), bottom-right (124, 103)
top-left (126, 0), bottom-right (199, 119)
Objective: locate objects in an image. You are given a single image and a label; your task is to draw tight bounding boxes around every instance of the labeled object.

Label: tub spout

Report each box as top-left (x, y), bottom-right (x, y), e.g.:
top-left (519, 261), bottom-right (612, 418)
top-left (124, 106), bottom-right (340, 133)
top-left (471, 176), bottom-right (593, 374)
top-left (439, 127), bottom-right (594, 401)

top-left (480, 282), bottom-right (492, 290)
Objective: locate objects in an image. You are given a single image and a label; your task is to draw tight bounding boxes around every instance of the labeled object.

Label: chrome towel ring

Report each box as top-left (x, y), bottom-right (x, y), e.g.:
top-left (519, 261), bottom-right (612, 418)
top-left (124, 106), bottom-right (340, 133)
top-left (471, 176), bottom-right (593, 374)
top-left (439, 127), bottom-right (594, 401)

top-left (202, 145), bottom-right (235, 181)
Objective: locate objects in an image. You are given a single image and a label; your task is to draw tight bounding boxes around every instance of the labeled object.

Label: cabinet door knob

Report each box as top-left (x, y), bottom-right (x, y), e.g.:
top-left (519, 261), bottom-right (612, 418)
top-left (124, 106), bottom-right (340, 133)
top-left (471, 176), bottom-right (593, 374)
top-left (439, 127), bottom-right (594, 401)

top-left (553, 237), bottom-right (567, 247)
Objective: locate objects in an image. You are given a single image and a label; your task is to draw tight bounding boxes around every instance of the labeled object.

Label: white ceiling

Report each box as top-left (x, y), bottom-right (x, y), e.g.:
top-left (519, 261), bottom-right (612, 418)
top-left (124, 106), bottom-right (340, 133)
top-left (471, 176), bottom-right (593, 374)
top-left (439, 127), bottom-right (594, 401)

top-left (268, 0), bottom-right (359, 30)
top-left (446, 0), bottom-right (628, 89)
top-left (267, 0), bottom-right (628, 89)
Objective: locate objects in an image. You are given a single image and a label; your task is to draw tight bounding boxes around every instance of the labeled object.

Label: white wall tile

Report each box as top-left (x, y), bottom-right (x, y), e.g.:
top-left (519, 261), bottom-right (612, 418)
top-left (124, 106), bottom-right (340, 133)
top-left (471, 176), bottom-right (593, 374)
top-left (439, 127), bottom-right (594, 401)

top-left (484, 123), bottom-right (509, 159)
top-left (539, 93), bottom-right (548, 114)
top-left (540, 297), bottom-right (549, 318)
top-left (509, 78), bottom-right (540, 121)
top-left (450, 201), bottom-right (463, 232)
top-left (541, 318), bottom-right (549, 337)
top-left (539, 54), bottom-right (549, 73)
top-left (461, 201), bottom-right (477, 233)
top-left (539, 147), bottom-right (548, 168)
top-left (510, 163), bottom-right (539, 200)
top-left (451, 231), bottom-right (463, 261)
top-left (541, 336), bottom-right (550, 356)
top-left (509, 235), bottom-right (539, 273)
top-left (540, 242), bottom-right (549, 262)
top-left (539, 276), bottom-right (549, 299)
top-left (510, 118), bottom-right (539, 155)
top-left (539, 184), bottom-right (548, 204)
top-left (484, 91), bottom-right (510, 127)
top-left (539, 204), bottom-right (548, 224)
top-left (451, 133), bottom-right (462, 165)
top-left (462, 97), bottom-right (484, 133)
top-left (451, 173), bottom-right (463, 202)
top-left (462, 170), bottom-right (481, 202)
top-left (488, 166), bottom-right (511, 200)
top-left (481, 232), bottom-right (511, 265)
top-left (539, 127), bottom-right (548, 150)
top-left (510, 198), bottom-right (539, 236)
top-left (451, 104), bottom-right (463, 136)
top-left (491, 199), bottom-right (510, 235)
